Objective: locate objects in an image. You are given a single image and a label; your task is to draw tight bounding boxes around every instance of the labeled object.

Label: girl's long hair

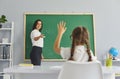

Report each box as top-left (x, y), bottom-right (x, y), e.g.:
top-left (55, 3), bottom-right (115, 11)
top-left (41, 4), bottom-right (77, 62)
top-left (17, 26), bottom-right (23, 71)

top-left (69, 26), bottom-right (92, 61)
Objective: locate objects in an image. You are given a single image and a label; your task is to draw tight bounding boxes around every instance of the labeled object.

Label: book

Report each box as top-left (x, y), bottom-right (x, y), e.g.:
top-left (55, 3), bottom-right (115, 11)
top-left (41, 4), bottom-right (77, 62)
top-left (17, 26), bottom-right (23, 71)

top-left (19, 63), bottom-right (33, 67)
top-left (3, 45), bottom-right (7, 59)
top-left (18, 63), bottom-right (34, 69)
top-left (0, 45), bottom-right (3, 59)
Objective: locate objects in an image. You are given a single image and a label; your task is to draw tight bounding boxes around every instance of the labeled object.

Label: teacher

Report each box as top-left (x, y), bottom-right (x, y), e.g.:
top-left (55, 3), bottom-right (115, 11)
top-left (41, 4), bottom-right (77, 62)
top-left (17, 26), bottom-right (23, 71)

top-left (30, 19), bottom-right (45, 66)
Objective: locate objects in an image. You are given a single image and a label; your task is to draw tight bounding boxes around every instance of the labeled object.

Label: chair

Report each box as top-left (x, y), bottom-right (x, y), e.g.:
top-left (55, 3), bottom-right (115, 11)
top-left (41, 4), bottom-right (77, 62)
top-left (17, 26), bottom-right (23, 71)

top-left (58, 61), bottom-right (103, 79)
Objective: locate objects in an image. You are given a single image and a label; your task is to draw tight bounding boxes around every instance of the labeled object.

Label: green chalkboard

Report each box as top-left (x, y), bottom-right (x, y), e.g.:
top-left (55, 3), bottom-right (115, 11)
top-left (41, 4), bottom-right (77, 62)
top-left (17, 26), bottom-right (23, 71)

top-left (24, 13), bottom-right (95, 61)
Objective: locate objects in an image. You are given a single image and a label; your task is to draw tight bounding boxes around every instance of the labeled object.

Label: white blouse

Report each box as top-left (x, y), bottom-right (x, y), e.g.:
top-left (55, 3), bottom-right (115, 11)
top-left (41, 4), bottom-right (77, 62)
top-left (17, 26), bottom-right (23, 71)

top-left (30, 29), bottom-right (44, 47)
top-left (60, 45), bottom-right (97, 62)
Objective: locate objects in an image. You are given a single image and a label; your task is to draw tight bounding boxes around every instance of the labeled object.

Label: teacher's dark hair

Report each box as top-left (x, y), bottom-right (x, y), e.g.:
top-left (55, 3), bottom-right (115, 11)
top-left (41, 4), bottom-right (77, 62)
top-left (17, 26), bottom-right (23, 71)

top-left (32, 19), bottom-right (43, 32)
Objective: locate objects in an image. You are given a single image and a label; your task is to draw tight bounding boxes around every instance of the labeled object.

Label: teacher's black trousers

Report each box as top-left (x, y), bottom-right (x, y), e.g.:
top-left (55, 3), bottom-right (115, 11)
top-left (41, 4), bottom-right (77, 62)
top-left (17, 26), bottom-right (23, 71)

top-left (30, 46), bottom-right (42, 66)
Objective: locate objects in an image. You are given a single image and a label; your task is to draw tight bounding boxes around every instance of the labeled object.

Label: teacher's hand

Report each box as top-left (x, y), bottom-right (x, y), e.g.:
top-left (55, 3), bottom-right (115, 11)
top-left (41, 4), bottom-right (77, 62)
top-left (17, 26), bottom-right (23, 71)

top-left (40, 34), bottom-right (45, 38)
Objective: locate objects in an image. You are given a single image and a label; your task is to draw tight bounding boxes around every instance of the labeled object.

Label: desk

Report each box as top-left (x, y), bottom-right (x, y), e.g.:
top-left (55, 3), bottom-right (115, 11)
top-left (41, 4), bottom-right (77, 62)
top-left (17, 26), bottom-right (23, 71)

top-left (4, 65), bottom-right (61, 79)
top-left (4, 65), bottom-right (120, 79)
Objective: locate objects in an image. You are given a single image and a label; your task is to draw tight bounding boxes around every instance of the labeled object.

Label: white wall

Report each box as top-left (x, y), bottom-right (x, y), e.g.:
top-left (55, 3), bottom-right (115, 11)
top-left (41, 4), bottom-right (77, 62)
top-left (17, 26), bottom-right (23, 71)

top-left (0, 0), bottom-right (120, 65)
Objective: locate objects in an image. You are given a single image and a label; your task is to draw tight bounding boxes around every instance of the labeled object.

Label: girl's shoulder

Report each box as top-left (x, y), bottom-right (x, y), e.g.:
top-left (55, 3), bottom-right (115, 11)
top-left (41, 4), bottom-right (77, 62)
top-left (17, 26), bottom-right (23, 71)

top-left (60, 47), bottom-right (71, 60)
top-left (61, 47), bottom-right (71, 52)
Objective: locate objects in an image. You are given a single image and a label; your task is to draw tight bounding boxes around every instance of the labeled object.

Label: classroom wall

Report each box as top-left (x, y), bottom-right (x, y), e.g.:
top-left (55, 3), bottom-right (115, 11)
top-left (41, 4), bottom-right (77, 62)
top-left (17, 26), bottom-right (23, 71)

top-left (0, 0), bottom-right (120, 65)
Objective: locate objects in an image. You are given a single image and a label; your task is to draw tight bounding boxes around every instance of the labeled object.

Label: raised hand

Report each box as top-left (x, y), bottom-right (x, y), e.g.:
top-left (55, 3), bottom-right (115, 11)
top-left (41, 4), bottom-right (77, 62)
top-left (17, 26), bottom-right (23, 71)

top-left (57, 21), bottom-right (67, 35)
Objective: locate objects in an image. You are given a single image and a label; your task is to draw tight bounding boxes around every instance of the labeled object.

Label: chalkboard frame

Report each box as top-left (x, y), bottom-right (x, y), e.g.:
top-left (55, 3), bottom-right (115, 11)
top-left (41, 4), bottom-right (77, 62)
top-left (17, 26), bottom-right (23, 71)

top-left (24, 13), bottom-right (96, 61)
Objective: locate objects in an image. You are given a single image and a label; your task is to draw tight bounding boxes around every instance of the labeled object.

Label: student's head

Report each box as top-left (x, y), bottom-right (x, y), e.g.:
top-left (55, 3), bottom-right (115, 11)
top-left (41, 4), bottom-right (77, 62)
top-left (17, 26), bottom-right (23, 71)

top-left (32, 19), bottom-right (43, 31)
top-left (71, 27), bottom-right (89, 45)
top-left (69, 26), bottom-right (92, 61)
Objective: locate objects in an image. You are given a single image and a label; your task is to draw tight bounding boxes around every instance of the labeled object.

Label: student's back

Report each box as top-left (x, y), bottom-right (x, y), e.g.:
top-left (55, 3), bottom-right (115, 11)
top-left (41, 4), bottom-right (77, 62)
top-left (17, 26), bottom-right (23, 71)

top-left (54, 21), bottom-right (97, 62)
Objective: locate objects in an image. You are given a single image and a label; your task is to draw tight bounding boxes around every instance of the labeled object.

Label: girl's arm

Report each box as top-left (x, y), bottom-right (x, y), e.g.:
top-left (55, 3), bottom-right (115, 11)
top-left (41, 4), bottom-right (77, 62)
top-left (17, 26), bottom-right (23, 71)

top-left (54, 21), bottom-right (66, 54)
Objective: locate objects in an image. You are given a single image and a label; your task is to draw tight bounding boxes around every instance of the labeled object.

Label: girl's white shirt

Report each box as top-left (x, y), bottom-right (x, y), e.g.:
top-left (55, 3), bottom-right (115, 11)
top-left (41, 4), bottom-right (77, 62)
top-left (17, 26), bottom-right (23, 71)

top-left (60, 45), bottom-right (97, 62)
top-left (30, 29), bottom-right (43, 47)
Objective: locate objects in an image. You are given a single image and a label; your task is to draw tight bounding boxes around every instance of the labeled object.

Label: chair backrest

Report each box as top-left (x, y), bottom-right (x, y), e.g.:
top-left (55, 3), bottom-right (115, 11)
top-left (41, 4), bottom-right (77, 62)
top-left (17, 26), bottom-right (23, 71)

top-left (58, 61), bottom-right (103, 79)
